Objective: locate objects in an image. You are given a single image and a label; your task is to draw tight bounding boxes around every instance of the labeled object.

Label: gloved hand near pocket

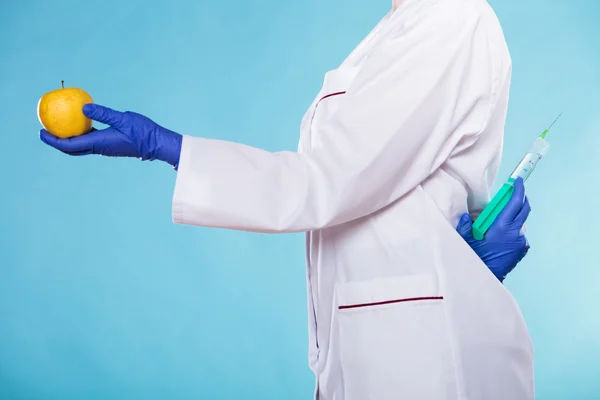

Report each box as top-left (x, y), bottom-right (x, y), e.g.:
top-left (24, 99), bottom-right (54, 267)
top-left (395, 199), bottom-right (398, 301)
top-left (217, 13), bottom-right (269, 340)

top-left (39, 104), bottom-right (183, 169)
top-left (456, 177), bottom-right (531, 283)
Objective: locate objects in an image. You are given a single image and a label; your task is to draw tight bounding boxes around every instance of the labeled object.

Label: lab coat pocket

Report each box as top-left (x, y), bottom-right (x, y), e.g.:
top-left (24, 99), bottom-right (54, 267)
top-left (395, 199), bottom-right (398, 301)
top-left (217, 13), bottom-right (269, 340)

top-left (335, 273), bottom-right (457, 400)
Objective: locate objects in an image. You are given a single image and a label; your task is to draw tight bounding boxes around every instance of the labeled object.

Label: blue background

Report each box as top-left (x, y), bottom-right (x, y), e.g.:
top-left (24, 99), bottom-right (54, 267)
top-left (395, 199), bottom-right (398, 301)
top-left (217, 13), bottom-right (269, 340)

top-left (0, 0), bottom-right (597, 398)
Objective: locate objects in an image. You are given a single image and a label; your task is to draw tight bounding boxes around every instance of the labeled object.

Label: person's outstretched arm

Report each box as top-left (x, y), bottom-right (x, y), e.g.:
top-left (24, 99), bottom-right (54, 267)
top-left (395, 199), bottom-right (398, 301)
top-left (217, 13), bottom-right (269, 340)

top-left (41, 2), bottom-right (494, 234)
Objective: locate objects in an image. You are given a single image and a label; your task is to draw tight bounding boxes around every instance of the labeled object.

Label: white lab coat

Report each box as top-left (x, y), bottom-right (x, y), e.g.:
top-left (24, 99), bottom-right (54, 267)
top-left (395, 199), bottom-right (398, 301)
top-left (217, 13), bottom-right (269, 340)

top-left (172, 0), bottom-right (535, 398)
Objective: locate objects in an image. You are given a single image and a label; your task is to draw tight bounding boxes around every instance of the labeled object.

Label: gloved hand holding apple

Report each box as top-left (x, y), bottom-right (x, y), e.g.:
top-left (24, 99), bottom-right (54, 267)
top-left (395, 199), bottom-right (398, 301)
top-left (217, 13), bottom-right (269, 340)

top-left (37, 82), bottom-right (183, 169)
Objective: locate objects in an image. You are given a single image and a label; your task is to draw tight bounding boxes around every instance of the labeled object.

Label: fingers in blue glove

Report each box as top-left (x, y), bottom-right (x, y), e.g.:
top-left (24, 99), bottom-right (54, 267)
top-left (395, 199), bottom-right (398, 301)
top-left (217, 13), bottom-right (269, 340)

top-left (496, 177), bottom-right (526, 224)
top-left (82, 104), bottom-right (124, 127)
top-left (456, 213), bottom-right (473, 237)
top-left (39, 128), bottom-right (97, 155)
top-left (514, 195), bottom-right (531, 227)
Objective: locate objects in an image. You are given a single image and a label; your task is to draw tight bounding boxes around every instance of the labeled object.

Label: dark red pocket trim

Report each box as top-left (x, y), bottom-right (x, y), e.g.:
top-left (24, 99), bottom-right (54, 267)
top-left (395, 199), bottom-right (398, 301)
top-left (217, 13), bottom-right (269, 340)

top-left (339, 296), bottom-right (444, 310)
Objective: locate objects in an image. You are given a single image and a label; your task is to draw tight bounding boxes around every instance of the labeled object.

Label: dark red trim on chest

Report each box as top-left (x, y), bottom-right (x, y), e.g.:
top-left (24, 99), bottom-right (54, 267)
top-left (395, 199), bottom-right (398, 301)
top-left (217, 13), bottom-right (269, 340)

top-left (318, 91), bottom-right (347, 103)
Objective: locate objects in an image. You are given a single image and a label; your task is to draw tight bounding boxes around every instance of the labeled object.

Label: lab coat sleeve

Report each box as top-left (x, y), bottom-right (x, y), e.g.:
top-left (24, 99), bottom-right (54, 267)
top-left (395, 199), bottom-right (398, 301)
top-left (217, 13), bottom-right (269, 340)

top-left (172, 3), bottom-right (494, 233)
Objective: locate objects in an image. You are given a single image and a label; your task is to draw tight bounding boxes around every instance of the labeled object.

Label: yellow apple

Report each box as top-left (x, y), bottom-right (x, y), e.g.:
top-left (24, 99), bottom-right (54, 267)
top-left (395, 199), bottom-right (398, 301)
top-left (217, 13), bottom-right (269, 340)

top-left (37, 81), bottom-right (94, 138)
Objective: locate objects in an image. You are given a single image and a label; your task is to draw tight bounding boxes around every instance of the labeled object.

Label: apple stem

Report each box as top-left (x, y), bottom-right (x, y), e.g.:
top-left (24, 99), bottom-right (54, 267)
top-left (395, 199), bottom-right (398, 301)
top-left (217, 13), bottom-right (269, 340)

top-left (61, 80), bottom-right (64, 89)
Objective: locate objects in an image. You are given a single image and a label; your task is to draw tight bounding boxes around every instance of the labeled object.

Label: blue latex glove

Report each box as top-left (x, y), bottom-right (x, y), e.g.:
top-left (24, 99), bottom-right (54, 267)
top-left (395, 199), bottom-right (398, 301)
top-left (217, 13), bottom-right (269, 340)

top-left (39, 104), bottom-right (183, 169)
top-left (456, 177), bottom-right (531, 283)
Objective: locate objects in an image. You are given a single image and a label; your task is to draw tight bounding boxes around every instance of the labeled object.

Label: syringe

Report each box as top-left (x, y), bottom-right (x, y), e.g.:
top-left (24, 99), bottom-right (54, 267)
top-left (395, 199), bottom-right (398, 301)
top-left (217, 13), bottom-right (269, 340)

top-left (472, 113), bottom-right (562, 240)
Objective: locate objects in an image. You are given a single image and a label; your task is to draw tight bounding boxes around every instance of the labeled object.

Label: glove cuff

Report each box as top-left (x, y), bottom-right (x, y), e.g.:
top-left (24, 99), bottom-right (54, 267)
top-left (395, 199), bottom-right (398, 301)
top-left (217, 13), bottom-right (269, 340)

top-left (154, 128), bottom-right (183, 169)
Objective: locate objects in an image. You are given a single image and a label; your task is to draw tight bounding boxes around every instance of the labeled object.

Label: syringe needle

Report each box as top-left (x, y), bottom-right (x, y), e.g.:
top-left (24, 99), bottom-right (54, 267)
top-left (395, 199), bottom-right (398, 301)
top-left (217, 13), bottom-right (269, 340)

top-left (547, 112), bottom-right (563, 131)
